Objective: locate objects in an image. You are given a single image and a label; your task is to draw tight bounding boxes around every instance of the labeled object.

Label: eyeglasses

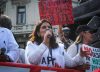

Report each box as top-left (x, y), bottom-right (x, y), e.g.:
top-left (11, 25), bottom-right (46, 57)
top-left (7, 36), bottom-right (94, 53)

top-left (41, 26), bottom-right (52, 29)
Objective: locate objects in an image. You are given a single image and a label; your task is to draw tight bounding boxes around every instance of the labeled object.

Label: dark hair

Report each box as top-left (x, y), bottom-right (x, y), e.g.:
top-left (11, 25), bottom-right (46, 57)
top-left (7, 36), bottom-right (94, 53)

top-left (0, 15), bottom-right (12, 30)
top-left (30, 19), bottom-right (58, 49)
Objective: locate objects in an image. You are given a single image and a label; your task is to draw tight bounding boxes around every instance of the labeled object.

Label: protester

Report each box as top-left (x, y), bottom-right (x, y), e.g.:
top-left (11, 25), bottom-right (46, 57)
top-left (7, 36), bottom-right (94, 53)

top-left (67, 25), bottom-right (97, 71)
top-left (0, 15), bottom-right (19, 62)
top-left (58, 26), bottom-right (73, 50)
top-left (25, 19), bottom-right (89, 68)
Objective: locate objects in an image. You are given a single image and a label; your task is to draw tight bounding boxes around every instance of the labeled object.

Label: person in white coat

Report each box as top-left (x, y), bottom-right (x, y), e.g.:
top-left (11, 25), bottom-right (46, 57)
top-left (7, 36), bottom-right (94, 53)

top-left (58, 26), bottom-right (73, 51)
top-left (66, 25), bottom-right (97, 71)
top-left (0, 15), bottom-right (19, 62)
top-left (25, 19), bottom-right (89, 68)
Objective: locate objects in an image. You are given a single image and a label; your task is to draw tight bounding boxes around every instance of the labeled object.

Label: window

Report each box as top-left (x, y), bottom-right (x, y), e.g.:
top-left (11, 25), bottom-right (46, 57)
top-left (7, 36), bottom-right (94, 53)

top-left (17, 6), bottom-right (26, 24)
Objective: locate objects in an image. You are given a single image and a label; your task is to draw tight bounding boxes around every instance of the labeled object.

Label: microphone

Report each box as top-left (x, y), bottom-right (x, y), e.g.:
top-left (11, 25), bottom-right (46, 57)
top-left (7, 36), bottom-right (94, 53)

top-left (46, 29), bottom-right (52, 38)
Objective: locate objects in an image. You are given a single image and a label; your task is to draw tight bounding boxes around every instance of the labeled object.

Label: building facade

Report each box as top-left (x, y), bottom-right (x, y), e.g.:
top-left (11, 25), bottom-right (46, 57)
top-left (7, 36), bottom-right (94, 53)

top-left (4, 0), bottom-right (40, 48)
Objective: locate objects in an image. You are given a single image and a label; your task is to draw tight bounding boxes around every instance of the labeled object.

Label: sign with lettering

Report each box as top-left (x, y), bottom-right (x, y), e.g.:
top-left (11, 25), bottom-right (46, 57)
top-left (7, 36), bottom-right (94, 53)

top-left (82, 44), bottom-right (100, 72)
top-left (38, 0), bottom-right (74, 25)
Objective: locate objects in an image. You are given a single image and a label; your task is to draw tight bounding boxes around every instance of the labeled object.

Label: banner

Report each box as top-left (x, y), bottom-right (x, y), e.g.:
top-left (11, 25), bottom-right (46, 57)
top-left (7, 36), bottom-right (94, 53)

top-left (82, 44), bottom-right (100, 72)
top-left (38, 0), bottom-right (74, 25)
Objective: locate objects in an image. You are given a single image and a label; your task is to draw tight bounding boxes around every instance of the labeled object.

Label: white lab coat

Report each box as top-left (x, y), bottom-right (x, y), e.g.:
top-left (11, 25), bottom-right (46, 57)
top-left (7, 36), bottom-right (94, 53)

top-left (25, 41), bottom-right (85, 68)
top-left (0, 27), bottom-right (19, 62)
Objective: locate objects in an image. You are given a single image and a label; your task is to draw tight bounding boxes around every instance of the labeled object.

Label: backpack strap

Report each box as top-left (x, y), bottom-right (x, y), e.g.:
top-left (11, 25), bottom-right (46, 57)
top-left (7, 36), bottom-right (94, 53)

top-left (49, 48), bottom-right (52, 57)
top-left (76, 43), bottom-right (79, 53)
top-left (49, 48), bottom-right (54, 66)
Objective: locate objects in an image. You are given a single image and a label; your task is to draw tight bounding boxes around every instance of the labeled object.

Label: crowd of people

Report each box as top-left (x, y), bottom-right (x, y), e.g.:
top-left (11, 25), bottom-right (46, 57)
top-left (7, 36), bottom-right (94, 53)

top-left (0, 14), bottom-right (98, 71)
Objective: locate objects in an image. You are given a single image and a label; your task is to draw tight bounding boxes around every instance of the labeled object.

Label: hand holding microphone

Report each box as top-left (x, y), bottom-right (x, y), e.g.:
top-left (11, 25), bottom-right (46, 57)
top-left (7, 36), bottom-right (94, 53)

top-left (43, 29), bottom-right (52, 46)
top-left (47, 29), bottom-right (52, 38)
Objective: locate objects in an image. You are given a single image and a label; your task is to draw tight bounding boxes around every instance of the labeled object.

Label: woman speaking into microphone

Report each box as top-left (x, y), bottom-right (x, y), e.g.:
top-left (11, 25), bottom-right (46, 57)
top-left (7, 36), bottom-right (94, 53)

top-left (25, 19), bottom-right (89, 68)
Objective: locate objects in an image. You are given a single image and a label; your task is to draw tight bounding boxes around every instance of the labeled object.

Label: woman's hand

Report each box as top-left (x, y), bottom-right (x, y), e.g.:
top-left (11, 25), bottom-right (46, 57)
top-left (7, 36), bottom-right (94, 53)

top-left (80, 47), bottom-right (91, 57)
top-left (43, 29), bottom-right (52, 46)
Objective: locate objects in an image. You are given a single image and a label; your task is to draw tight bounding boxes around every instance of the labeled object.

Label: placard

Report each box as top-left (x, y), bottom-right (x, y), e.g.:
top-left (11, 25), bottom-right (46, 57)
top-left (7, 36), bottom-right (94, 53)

top-left (39, 0), bottom-right (74, 25)
top-left (82, 44), bottom-right (100, 72)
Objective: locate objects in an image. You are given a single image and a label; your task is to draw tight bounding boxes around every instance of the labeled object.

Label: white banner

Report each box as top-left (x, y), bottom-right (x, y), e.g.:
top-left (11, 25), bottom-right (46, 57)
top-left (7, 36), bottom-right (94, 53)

top-left (82, 44), bottom-right (100, 72)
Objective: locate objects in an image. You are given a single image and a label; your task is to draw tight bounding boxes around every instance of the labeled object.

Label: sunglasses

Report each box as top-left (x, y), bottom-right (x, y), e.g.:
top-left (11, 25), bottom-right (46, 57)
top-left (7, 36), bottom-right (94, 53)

top-left (63, 30), bottom-right (70, 33)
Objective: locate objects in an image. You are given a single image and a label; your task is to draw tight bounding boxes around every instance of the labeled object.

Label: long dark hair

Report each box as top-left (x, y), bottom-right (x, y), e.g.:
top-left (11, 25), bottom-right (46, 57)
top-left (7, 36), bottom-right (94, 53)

top-left (30, 19), bottom-right (58, 49)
